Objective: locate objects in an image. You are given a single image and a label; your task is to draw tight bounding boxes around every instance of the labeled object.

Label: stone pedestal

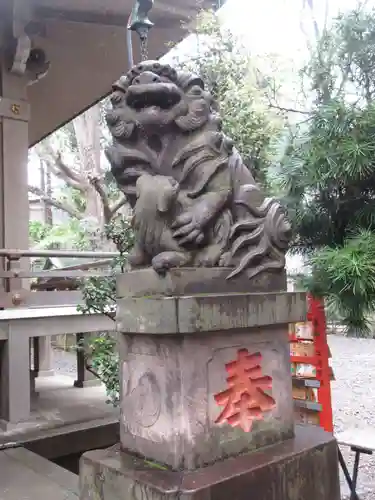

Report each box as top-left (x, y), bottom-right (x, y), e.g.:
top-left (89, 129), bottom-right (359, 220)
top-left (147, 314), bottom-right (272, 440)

top-left (80, 425), bottom-right (340, 500)
top-left (118, 297), bottom-right (302, 469)
top-left (79, 269), bottom-right (340, 499)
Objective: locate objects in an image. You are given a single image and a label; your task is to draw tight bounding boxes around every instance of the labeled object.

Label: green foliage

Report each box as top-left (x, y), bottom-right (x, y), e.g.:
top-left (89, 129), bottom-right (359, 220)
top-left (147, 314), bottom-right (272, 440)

top-left (78, 214), bottom-right (134, 402)
top-left (78, 214), bottom-right (134, 318)
top-left (29, 220), bottom-right (51, 246)
top-left (58, 185), bottom-right (87, 214)
top-left (32, 219), bottom-right (92, 251)
top-left (273, 7), bottom-right (375, 334)
top-left (82, 334), bottom-right (120, 406)
top-left (29, 218), bottom-right (92, 273)
top-left (181, 10), bottom-right (251, 98)
top-left (175, 9), bottom-right (283, 186)
top-left (218, 81), bottom-right (282, 187)
top-left (303, 8), bottom-right (375, 105)
top-left (79, 273), bottom-right (116, 318)
top-left (105, 214), bottom-right (135, 256)
top-left (303, 231), bottom-right (375, 335)
top-left (30, 215), bottom-right (134, 405)
top-left (274, 99), bottom-right (375, 255)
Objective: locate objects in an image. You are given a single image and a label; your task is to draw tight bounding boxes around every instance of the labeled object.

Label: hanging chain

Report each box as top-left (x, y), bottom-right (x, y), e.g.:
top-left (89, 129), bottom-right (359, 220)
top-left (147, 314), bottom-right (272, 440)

top-left (128, 1), bottom-right (153, 63)
top-left (140, 34), bottom-right (149, 61)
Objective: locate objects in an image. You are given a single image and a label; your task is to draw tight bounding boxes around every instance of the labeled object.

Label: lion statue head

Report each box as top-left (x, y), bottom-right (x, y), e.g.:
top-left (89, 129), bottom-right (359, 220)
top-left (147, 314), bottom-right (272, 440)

top-left (105, 60), bottom-right (221, 140)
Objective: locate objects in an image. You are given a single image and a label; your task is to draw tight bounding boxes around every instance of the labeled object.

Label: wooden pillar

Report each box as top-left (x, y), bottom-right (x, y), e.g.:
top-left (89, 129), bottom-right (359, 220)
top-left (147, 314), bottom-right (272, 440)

top-left (0, 67), bottom-right (30, 251)
top-left (0, 58), bottom-right (31, 424)
top-left (37, 336), bottom-right (55, 377)
top-left (0, 329), bottom-right (31, 425)
top-left (32, 336), bottom-right (55, 378)
top-left (74, 333), bottom-right (101, 388)
top-left (0, 61), bottom-right (30, 290)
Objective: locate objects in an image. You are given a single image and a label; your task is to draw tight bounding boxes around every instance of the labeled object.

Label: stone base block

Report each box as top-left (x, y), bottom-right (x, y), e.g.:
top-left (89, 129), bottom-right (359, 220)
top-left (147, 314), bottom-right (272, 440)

top-left (80, 425), bottom-right (340, 500)
top-left (117, 267), bottom-right (287, 298)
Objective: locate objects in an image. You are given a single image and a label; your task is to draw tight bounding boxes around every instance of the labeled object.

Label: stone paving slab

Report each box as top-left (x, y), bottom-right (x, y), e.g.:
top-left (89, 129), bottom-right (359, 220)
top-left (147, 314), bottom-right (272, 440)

top-left (0, 447), bottom-right (78, 499)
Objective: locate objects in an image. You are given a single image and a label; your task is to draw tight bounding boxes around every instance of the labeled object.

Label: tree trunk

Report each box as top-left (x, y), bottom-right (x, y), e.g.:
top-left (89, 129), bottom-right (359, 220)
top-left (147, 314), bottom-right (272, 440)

top-left (42, 162), bottom-right (53, 226)
top-left (39, 160), bottom-right (53, 226)
top-left (32, 103), bottom-right (126, 251)
top-left (73, 104), bottom-right (104, 229)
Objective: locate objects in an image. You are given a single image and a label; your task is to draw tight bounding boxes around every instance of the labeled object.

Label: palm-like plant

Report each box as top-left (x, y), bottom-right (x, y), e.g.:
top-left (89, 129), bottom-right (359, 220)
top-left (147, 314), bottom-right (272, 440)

top-left (272, 8), bottom-right (375, 334)
top-left (305, 231), bottom-right (375, 335)
top-left (275, 100), bottom-right (375, 256)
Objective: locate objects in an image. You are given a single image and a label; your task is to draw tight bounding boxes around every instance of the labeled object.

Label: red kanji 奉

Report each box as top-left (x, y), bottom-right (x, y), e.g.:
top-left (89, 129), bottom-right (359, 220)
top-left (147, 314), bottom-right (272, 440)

top-left (214, 349), bottom-right (276, 432)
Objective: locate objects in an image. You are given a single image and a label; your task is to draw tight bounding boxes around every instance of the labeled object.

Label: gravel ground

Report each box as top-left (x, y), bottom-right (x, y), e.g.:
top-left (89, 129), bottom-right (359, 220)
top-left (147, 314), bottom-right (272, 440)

top-left (51, 336), bottom-right (375, 498)
top-left (329, 335), bottom-right (375, 499)
top-left (52, 348), bottom-right (77, 377)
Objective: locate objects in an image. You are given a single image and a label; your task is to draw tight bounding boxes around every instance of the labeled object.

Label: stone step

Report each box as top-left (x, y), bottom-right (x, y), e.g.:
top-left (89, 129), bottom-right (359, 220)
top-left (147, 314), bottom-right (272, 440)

top-left (0, 446), bottom-right (78, 499)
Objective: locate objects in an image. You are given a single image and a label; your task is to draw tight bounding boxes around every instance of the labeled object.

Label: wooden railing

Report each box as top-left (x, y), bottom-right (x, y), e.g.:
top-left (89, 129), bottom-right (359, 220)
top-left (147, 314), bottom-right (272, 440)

top-left (0, 249), bottom-right (121, 309)
top-left (0, 250), bottom-right (122, 422)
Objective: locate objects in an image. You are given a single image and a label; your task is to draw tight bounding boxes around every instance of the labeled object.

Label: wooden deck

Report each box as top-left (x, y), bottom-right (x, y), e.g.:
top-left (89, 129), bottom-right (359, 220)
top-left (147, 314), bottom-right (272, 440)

top-left (0, 305), bottom-right (114, 423)
top-left (0, 447), bottom-right (78, 499)
top-left (0, 374), bottom-right (119, 459)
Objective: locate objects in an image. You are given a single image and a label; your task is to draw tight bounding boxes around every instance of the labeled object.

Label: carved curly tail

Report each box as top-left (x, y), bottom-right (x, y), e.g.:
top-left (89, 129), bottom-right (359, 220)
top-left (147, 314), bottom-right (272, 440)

top-left (227, 189), bottom-right (291, 280)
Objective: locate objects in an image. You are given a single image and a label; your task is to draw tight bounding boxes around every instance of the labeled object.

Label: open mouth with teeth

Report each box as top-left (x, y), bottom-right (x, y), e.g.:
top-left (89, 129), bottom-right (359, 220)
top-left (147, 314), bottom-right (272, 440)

top-left (126, 83), bottom-right (182, 111)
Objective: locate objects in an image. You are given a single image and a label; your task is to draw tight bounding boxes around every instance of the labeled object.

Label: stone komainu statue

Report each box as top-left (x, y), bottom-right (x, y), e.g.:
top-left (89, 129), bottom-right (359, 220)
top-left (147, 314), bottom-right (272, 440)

top-left (105, 60), bottom-right (291, 280)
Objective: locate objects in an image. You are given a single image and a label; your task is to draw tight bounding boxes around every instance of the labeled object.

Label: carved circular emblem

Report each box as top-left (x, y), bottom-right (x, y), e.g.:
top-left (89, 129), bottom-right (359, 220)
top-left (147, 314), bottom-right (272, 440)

top-left (130, 371), bottom-right (161, 428)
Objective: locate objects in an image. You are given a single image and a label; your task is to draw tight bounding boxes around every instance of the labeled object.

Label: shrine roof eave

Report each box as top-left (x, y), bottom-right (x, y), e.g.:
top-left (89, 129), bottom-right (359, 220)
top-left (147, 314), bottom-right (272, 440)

top-left (0, 0), bottom-right (216, 146)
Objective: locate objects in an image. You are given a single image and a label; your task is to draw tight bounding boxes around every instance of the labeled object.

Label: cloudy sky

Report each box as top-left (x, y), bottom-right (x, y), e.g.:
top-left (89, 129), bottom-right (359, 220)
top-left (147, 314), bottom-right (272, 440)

top-left (221, 0), bottom-right (374, 57)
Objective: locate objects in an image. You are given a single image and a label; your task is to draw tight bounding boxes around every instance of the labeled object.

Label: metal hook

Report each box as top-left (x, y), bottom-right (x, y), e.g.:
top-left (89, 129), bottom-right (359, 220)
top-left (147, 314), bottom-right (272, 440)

top-left (127, 0), bottom-right (154, 66)
top-left (128, 0), bottom-right (154, 39)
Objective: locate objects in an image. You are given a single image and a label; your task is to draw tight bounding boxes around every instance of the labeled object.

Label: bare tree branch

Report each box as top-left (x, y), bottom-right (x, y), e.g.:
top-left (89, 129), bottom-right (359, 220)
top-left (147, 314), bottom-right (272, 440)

top-left (109, 196), bottom-right (128, 216)
top-left (35, 141), bottom-right (87, 191)
top-left (300, 0), bottom-right (321, 51)
top-left (73, 106), bottom-right (106, 225)
top-left (323, 0), bottom-right (329, 32)
top-left (28, 185), bottom-right (83, 219)
top-left (305, 0), bottom-right (320, 41)
top-left (268, 103), bottom-right (311, 115)
top-left (43, 158), bottom-right (85, 191)
top-left (89, 176), bottom-right (129, 223)
top-left (89, 176), bottom-right (112, 223)
top-left (84, 362), bottom-right (101, 381)
top-left (55, 152), bottom-right (87, 189)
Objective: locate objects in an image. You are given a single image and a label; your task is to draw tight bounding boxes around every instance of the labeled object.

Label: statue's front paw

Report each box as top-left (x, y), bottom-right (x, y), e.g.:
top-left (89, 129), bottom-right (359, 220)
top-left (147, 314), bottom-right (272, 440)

top-left (152, 251), bottom-right (190, 275)
top-left (171, 212), bottom-right (205, 247)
